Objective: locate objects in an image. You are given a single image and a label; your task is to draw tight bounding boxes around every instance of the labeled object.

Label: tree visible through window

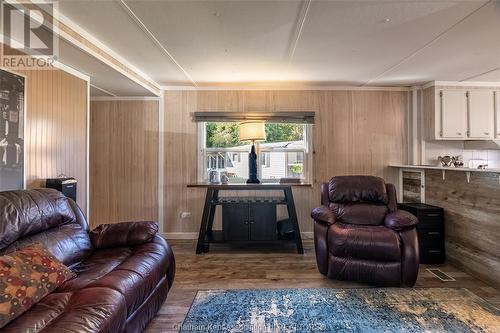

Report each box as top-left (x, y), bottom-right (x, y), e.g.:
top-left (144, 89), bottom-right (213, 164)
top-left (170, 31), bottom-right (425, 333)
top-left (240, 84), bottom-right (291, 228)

top-left (206, 123), bottom-right (304, 148)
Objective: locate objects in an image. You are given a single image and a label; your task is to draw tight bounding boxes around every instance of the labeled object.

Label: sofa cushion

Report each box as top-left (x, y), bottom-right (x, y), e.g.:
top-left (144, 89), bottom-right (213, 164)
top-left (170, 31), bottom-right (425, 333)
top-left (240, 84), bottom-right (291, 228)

top-left (90, 221), bottom-right (158, 249)
top-left (0, 189), bottom-right (77, 249)
top-left (328, 223), bottom-right (401, 262)
top-left (57, 235), bottom-right (171, 316)
top-left (1, 288), bottom-right (127, 333)
top-left (57, 248), bottom-right (132, 292)
top-left (328, 176), bottom-right (388, 204)
top-left (329, 202), bottom-right (388, 225)
top-left (0, 189), bottom-right (92, 268)
top-left (327, 255), bottom-right (401, 286)
top-left (0, 223), bottom-right (92, 268)
top-left (0, 244), bottom-right (76, 328)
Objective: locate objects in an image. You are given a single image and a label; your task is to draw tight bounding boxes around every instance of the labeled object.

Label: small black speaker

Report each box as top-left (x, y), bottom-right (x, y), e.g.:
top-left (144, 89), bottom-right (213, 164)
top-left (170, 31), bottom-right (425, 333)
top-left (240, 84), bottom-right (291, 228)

top-left (46, 177), bottom-right (77, 202)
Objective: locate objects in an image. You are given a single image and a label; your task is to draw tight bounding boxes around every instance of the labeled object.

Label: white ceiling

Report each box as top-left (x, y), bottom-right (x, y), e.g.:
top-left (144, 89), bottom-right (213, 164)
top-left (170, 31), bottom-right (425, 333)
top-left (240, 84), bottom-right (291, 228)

top-left (58, 38), bottom-right (157, 96)
top-left (56, 0), bottom-right (500, 95)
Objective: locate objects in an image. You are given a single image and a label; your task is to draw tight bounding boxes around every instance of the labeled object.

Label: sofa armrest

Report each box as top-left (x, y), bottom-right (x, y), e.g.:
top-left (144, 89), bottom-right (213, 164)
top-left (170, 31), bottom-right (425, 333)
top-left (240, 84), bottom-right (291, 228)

top-left (384, 210), bottom-right (418, 231)
top-left (311, 206), bottom-right (336, 225)
top-left (90, 221), bottom-right (159, 249)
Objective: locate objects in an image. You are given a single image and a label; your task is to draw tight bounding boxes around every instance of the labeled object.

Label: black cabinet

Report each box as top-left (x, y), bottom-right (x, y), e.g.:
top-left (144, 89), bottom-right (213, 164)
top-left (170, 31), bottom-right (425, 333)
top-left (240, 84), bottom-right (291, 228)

top-left (398, 203), bottom-right (445, 264)
top-left (191, 184), bottom-right (303, 254)
top-left (223, 202), bottom-right (277, 241)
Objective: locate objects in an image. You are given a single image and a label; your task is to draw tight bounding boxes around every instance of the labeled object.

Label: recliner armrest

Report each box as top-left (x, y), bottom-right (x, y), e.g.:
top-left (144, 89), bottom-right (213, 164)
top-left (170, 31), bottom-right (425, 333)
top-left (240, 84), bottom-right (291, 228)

top-left (90, 221), bottom-right (159, 249)
top-left (384, 210), bottom-right (418, 231)
top-left (311, 206), bottom-right (336, 225)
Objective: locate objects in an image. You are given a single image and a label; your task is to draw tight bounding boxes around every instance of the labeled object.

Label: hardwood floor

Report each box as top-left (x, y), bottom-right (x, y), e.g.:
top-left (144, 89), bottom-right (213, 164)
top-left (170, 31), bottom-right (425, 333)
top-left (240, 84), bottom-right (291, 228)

top-left (146, 239), bottom-right (500, 333)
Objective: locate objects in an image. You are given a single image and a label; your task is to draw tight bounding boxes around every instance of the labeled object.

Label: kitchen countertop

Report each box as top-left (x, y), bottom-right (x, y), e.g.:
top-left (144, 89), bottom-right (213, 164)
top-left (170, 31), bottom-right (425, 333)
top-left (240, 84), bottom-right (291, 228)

top-left (390, 164), bottom-right (500, 173)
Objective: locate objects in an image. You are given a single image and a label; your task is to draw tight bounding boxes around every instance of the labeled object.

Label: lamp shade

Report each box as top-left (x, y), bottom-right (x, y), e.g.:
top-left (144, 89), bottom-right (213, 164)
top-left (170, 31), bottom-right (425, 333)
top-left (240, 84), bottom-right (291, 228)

top-left (239, 121), bottom-right (266, 142)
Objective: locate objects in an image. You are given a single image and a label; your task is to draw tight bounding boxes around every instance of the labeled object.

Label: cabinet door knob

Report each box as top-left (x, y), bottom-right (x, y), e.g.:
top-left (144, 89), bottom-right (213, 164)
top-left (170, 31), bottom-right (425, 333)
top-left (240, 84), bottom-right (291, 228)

top-left (485, 132), bottom-right (489, 135)
top-left (457, 132), bottom-right (462, 135)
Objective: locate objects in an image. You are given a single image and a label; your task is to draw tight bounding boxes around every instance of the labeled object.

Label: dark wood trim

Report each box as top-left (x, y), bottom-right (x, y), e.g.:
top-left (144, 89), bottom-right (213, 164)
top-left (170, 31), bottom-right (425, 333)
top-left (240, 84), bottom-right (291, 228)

top-left (193, 184), bottom-right (304, 254)
top-left (187, 183), bottom-right (312, 189)
top-left (284, 187), bottom-right (304, 254)
top-left (196, 188), bottom-right (214, 254)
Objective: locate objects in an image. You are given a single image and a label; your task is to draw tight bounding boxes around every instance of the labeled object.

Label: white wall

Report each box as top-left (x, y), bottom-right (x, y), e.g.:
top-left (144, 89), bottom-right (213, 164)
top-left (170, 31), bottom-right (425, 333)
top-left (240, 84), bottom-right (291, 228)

top-left (424, 141), bottom-right (500, 169)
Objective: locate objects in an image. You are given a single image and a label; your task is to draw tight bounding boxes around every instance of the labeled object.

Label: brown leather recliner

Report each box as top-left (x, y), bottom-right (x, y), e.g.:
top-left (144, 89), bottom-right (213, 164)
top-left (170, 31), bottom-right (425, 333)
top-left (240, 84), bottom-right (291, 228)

top-left (0, 188), bottom-right (175, 333)
top-left (311, 176), bottom-right (419, 286)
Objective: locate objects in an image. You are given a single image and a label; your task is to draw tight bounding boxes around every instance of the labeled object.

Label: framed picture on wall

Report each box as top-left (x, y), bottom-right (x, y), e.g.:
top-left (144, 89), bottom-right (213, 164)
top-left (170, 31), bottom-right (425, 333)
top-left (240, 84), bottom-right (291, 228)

top-left (0, 68), bottom-right (26, 190)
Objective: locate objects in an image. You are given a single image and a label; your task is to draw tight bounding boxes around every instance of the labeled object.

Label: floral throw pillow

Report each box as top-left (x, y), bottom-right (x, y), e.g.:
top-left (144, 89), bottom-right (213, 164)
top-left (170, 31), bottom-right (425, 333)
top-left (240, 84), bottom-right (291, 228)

top-left (0, 244), bottom-right (76, 328)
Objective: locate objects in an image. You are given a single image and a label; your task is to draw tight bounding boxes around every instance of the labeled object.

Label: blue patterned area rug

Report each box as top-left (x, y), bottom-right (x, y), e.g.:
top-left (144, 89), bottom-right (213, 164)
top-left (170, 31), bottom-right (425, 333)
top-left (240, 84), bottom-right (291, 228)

top-left (179, 288), bottom-right (500, 332)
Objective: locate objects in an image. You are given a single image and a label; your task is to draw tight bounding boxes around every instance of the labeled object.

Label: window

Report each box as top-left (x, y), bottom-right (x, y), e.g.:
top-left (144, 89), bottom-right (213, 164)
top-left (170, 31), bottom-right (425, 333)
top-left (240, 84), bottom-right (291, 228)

top-left (260, 152), bottom-right (270, 168)
top-left (232, 153), bottom-right (240, 163)
top-left (199, 122), bottom-right (312, 183)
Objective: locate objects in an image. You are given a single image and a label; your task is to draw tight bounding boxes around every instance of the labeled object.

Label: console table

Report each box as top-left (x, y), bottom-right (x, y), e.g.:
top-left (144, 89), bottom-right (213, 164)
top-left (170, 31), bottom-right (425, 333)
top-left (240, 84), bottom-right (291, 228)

top-left (187, 183), bottom-right (309, 254)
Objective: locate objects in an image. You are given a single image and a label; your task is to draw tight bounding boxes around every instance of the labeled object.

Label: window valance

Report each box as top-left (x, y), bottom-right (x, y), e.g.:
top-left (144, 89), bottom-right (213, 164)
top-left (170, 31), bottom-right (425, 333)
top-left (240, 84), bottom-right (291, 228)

top-left (192, 112), bottom-right (315, 124)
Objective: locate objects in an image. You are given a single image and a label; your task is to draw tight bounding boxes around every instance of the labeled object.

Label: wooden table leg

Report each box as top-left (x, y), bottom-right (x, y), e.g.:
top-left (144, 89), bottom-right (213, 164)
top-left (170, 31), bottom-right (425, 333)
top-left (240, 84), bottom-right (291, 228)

top-left (206, 190), bottom-right (218, 237)
top-left (196, 188), bottom-right (214, 254)
top-left (284, 187), bottom-right (304, 254)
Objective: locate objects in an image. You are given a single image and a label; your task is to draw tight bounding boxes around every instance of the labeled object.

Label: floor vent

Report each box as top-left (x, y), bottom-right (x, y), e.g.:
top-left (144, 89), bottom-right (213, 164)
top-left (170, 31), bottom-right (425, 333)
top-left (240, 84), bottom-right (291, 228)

top-left (427, 268), bottom-right (456, 282)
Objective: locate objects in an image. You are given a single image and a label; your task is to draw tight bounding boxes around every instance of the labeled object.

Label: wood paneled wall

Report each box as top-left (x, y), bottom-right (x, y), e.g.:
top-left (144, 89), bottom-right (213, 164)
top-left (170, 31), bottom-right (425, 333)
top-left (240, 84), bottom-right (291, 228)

top-left (90, 100), bottom-right (159, 227)
top-left (425, 170), bottom-right (500, 289)
top-left (19, 68), bottom-right (88, 212)
top-left (163, 90), bottom-right (409, 233)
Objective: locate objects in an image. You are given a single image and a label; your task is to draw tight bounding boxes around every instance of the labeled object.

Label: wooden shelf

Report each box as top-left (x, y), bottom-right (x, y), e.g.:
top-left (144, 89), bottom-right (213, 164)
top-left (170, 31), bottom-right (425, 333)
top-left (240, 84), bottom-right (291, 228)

top-left (390, 164), bottom-right (500, 173)
top-left (205, 230), bottom-right (296, 244)
top-left (187, 182), bottom-right (312, 189)
top-left (214, 197), bottom-right (286, 205)
top-left (391, 164), bottom-right (500, 184)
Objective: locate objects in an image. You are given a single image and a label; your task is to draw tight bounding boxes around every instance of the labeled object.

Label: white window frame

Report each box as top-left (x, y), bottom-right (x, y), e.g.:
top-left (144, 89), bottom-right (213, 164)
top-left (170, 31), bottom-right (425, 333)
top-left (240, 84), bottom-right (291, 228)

top-left (197, 122), bottom-right (313, 183)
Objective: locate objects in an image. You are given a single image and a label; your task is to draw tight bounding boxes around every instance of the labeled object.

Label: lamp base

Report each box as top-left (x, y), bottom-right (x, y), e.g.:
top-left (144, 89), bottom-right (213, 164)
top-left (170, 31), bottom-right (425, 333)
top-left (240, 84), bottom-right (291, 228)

top-left (247, 143), bottom-right (260, 184)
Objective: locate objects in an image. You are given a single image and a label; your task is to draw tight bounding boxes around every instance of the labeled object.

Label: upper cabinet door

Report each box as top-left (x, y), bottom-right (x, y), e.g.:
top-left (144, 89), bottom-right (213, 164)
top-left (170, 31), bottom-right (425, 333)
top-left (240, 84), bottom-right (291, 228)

top-left (440, 90), bottom-right (467, 139)
top-left (467, 90), bottom-right (494, 139)
top-left (496, 91), bottom-right (500, 139)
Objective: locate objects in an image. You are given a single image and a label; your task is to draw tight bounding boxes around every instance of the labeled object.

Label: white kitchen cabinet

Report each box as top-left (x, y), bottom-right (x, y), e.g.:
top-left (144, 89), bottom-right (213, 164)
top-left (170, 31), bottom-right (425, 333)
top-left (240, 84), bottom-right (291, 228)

top-left (439, 90), bottom-right (467, 139)
top-left (467, 90), bottom-right (494, 139)
top-left (496, 91), bottom-right (500, 139)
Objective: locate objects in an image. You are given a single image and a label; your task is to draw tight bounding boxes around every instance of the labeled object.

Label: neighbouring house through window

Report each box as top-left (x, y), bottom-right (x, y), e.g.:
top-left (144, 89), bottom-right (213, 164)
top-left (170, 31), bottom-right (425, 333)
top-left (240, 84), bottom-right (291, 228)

top-left (198, 122), bottom-right (312, 183)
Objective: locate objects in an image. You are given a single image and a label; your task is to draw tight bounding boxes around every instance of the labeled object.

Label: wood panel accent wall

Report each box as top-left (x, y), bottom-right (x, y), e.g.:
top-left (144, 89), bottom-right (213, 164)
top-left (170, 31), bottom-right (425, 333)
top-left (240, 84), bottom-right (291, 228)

top-left (18, 68), bottom-right (88, 212)
top-left (163, 90), bottom-right (409, 233)
top-left (90, 100), bottom-right (159, 227)
top-left (425, 170), bottom-right (500, 289)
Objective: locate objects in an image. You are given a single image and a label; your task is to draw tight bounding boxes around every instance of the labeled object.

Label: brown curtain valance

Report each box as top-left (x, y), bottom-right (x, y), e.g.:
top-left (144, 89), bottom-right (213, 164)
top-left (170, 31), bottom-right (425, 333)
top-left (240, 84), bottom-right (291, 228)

top-left (192, 112), bottom-right (315, 124)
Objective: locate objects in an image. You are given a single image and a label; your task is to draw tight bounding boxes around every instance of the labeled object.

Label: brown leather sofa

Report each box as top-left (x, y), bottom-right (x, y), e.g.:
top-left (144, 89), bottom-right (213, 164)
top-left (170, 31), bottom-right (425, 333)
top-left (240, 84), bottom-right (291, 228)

top-left (0, 188), bottom-right (175, 332)
top-left (311, 176), bottom-right (419, 286)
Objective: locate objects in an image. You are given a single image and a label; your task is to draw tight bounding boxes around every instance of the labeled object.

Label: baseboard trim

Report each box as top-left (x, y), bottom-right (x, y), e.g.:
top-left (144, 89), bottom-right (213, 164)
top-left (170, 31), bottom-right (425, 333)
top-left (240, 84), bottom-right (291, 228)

top-left (162, 231), bottom-right (314, 240)
top-left (162, 232), bottom-right (199, 239)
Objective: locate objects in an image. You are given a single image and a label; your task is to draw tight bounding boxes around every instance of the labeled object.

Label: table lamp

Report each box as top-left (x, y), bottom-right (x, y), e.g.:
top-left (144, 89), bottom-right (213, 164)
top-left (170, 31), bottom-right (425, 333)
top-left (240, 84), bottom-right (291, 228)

top-left (239, 121), bottom-right (266, 184)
